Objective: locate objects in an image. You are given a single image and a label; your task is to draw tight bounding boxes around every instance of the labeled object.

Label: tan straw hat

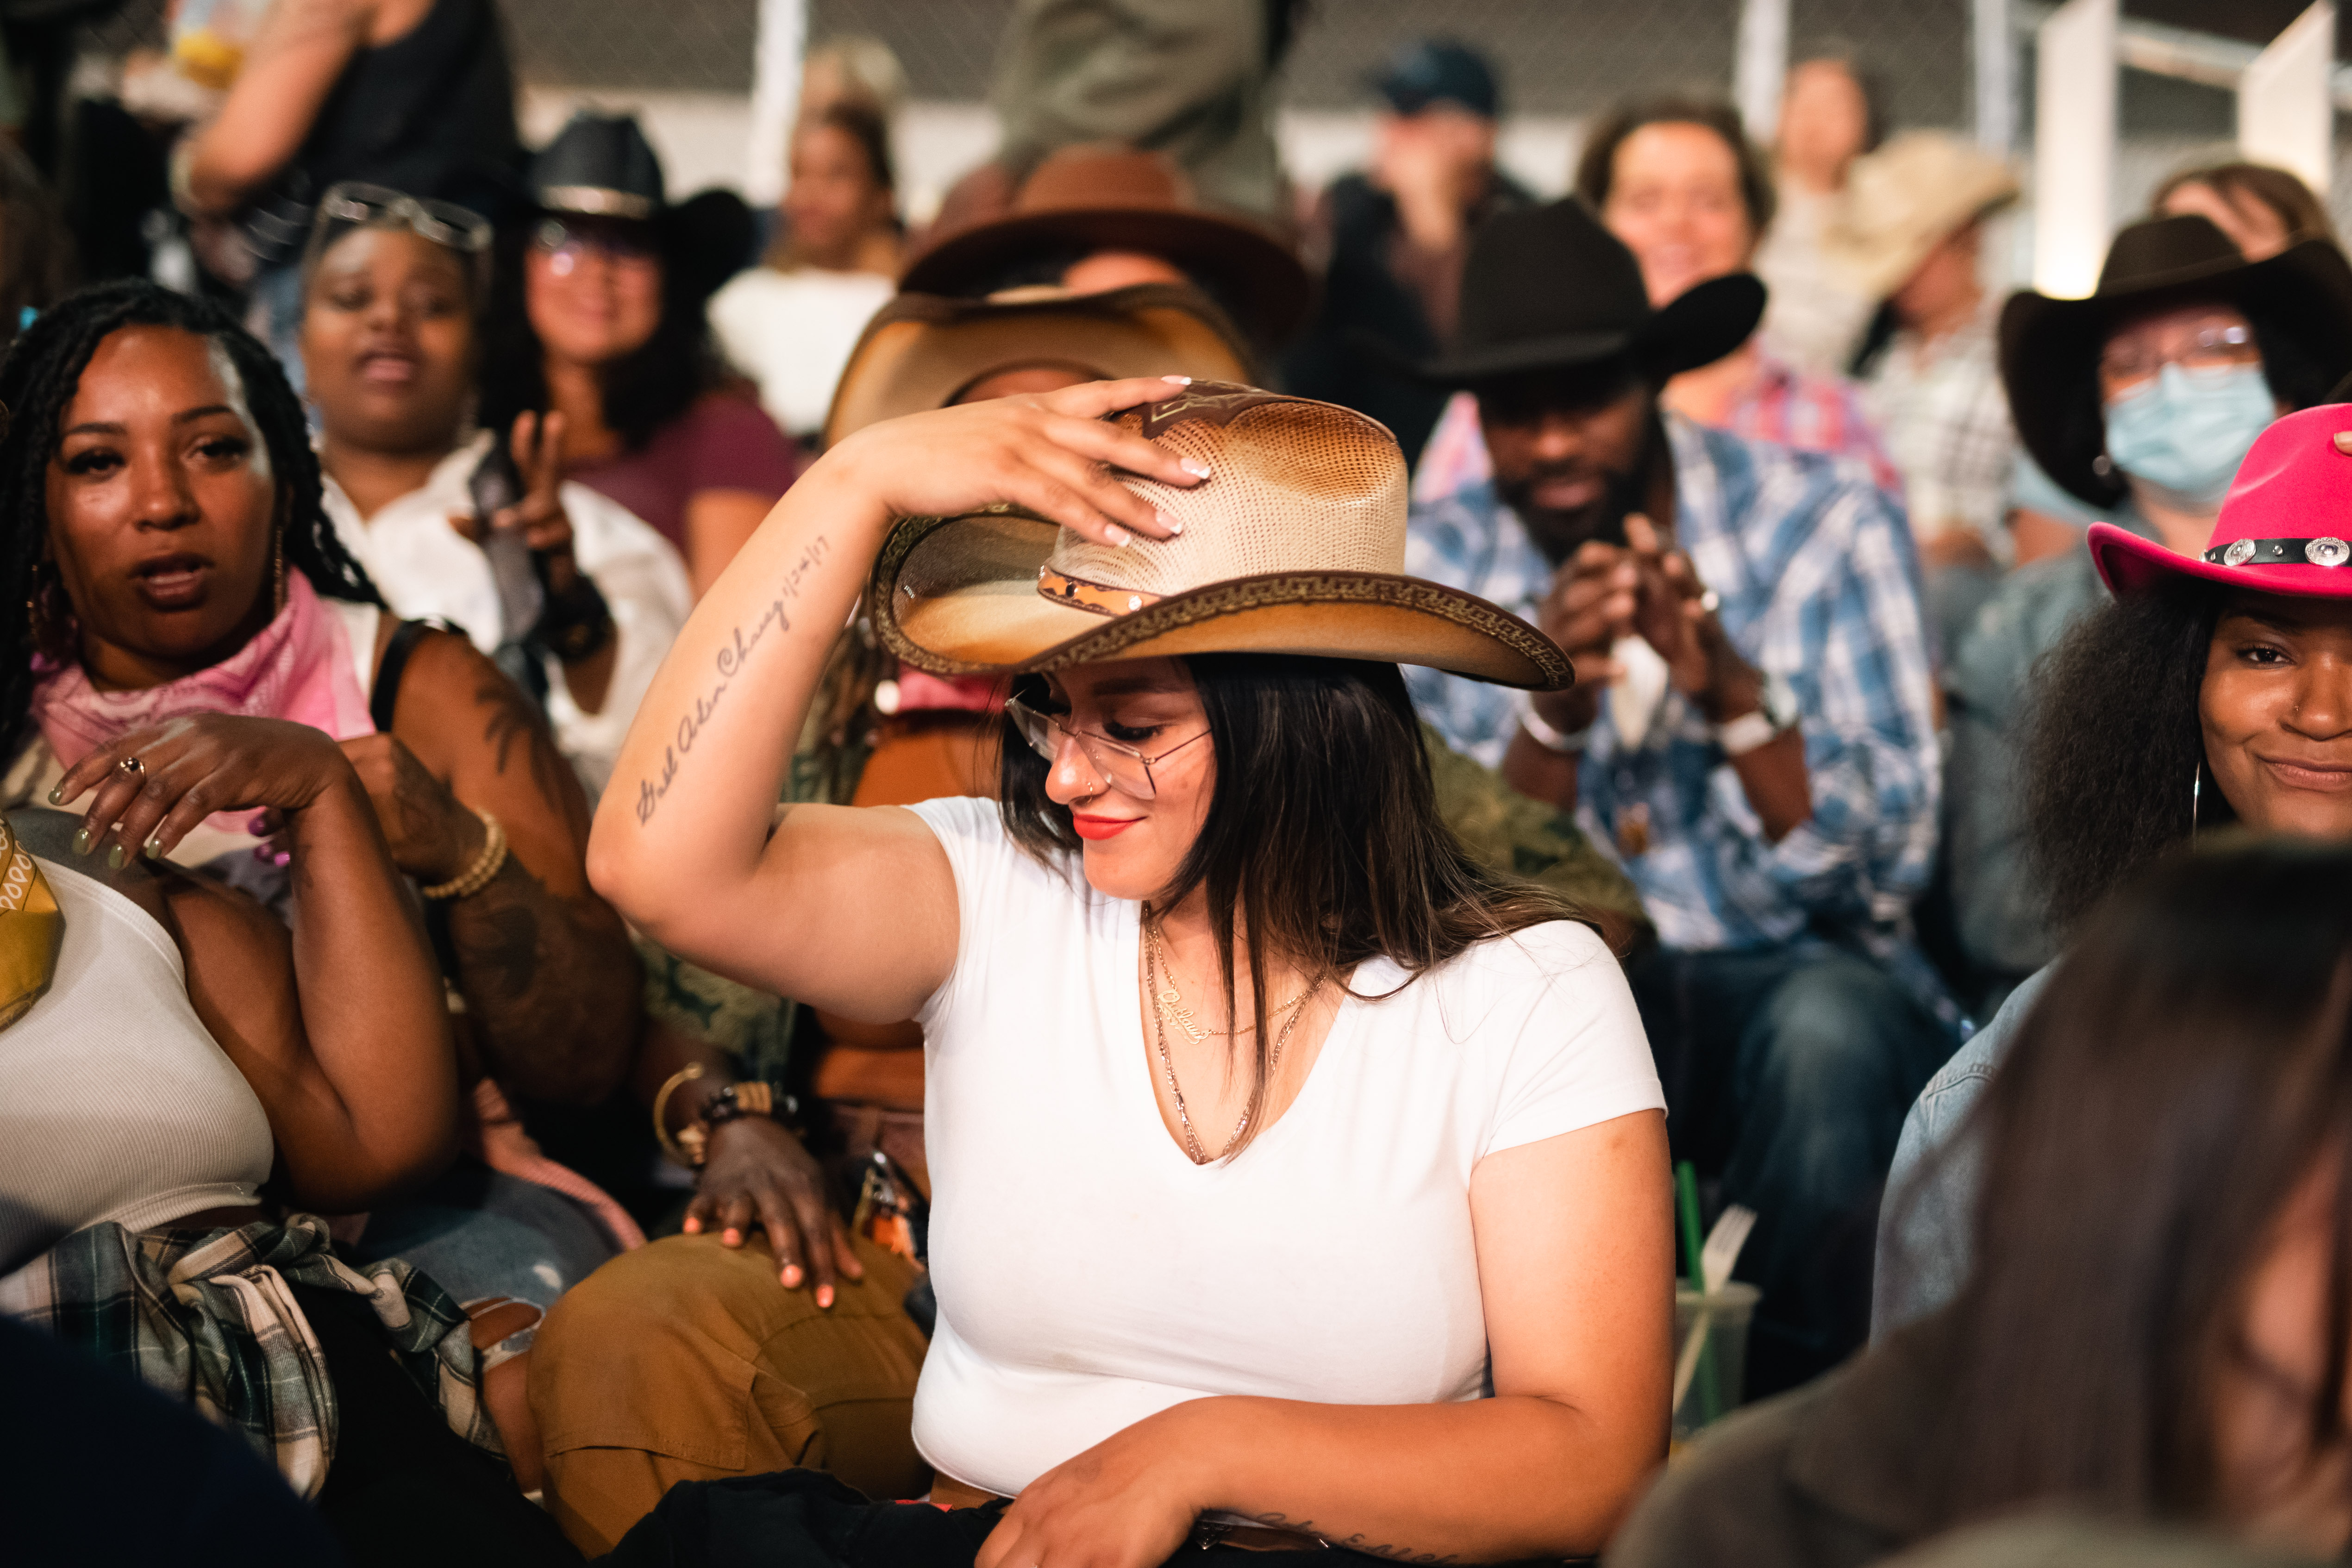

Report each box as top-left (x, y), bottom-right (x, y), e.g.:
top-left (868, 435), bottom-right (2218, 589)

top-left (869, 382), bottom-right (1572, 690)
top-left (822, 283), bottom-right (1254, 447)
top-left (1822, 131), bottom-right (2019, 300)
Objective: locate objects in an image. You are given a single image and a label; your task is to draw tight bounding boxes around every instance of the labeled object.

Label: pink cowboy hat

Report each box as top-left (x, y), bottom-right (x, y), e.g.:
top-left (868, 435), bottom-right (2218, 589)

top-left (2092, 403), bottom-right (2352, 598)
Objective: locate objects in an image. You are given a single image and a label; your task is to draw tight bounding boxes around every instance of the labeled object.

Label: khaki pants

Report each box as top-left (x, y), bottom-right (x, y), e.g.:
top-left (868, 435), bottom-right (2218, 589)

top-left (527, 1232), bottom-right (930, 1555)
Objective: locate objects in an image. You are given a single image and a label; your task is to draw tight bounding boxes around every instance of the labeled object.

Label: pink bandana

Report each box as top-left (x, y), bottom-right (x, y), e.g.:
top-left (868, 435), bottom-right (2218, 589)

top-left (29, 574), bottom-right (376, 778)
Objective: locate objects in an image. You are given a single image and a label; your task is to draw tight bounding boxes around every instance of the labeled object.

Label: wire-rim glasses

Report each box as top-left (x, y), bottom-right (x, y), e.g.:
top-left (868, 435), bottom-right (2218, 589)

top-left (1004, 695), bottom-right (1210, 801)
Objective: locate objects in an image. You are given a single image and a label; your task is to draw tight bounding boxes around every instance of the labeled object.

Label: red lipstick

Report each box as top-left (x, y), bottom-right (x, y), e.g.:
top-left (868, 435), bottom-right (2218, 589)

top-left (1070, 813), bottom-right (1138, 841)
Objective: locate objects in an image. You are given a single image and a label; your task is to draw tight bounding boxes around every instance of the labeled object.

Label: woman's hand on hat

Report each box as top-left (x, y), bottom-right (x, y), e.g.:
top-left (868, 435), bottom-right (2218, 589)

top-left (49, 714), bottom-right (355, 868)
top-left (682, 1111), bottom-right (863, 1306)
top-left (823, 376), bottom-right (1207, 551)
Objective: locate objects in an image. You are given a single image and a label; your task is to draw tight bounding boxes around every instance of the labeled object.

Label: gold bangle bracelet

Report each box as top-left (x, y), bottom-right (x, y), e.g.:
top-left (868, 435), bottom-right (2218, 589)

top-left (652, 1062), bottom-right (706, 1166)
top-left (421, 810), bottom-right (507, 900)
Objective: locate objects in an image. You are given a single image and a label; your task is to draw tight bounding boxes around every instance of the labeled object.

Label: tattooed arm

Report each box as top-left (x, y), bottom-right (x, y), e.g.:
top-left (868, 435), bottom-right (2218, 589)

top-left (345, 628), bottom-right (643, 1105)
top-left (587, 379), bottom-right (1195, 1016)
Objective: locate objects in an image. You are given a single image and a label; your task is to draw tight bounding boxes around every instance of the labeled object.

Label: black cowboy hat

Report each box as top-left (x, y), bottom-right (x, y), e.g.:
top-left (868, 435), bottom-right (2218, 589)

top-left (528, 111), bottom-right (753, 302)
top-left (1369, 198), bottom-right (1763, 386)
top-left (2000, 213), bottom-right (2352, 507)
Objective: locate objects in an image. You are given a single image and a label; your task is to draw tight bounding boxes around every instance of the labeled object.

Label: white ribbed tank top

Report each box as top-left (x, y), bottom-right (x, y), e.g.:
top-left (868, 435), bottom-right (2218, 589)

top-left (0, 856), bottom-right (274, 1275)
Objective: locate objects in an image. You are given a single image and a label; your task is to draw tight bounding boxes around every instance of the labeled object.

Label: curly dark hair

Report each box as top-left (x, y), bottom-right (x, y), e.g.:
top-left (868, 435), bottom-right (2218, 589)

top-left (1, 279), bottom-right (382, 750)
top-left (2019, 578), bottom-right (2233, 936)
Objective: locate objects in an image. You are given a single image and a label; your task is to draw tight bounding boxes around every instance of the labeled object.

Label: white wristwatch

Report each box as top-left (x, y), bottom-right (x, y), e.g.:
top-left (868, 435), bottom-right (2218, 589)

top-left (1712, 672), bottom-right (1799, 757)
top-left (1515, 691), bottom-right (1593, 755)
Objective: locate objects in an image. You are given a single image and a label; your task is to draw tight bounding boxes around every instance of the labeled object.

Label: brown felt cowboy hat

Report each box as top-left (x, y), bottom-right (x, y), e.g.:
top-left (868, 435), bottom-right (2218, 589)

top-left (868, 381), bottom-right (1572, 690)
top-left (822, 283), bottom-right (1255, 447)
top-left (897, 146), bottom-right (1313, 350)
top-left (1370, 198), bottom-right (1764, 386)
top-left (2001, 213), bottom-right (2352, 507)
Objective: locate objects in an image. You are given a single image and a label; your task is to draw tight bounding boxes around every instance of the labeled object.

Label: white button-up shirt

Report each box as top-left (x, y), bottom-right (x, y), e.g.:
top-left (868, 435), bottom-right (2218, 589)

top-left (322, 431), bottom-right (694, 799)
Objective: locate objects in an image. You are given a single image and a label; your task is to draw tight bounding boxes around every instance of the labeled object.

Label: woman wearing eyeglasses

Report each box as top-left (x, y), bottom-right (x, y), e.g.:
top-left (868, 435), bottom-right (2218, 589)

top-left (479, 113), bottom-right (801, 598)
top-left (299, 181), bottom-right (691, 797)
top-left (540, 378), bottom-right (1672, 1564)
top-left (1936, 214), bottom-right (2352, 1018)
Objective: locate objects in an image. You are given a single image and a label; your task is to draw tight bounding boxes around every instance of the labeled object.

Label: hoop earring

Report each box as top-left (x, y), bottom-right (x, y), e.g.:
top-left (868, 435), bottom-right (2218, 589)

top-left (25, 560), bottom-right (73, 662)
top-left (2190, 757), bottom-right (2204, 842)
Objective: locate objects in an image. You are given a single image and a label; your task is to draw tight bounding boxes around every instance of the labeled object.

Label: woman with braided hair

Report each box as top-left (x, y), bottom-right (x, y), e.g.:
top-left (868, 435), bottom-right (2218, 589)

top-left (0, 280), bottom-right (647, 1308)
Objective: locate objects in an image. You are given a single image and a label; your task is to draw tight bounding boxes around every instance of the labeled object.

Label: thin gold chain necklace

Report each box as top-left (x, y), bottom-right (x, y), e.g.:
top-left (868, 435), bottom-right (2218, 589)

top-left (1143, 913), bottom-right (1309, 1041)
top-left (1142, 909), bottom-right (1319, 1163)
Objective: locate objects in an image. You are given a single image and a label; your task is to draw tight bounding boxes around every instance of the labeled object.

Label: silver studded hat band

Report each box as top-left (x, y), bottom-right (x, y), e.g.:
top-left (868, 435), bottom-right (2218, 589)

top-left (2206, 536), bottom-right (2352, 569)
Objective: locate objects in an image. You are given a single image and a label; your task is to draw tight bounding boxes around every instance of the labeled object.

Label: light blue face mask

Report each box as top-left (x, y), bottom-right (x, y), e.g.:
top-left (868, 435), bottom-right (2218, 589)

top-left (2102, 362), bottom-right (2276, 510)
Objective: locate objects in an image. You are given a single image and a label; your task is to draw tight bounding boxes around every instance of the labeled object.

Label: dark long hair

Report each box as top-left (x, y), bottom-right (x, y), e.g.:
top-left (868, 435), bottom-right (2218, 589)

top-left (1934, 838), bottom-right (2352, 1521)
top-left (2019, 579), bottom-right (2230, 937)
top-left (476, 216), bottom-right (727, 452)
top-left (999, 653), bottom-right (1598, 1157)
top-left (0, 280), bottom-right (381, 750)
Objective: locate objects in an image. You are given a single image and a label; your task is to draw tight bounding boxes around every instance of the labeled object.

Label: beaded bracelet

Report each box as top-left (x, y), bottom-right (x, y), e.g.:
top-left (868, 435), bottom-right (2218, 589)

top-left (421, 810), bottom-right (507, 900)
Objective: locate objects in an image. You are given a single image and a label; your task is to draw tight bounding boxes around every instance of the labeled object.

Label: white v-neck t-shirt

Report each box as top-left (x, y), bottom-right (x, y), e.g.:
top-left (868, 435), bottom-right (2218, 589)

top-left (904, 797), bottom-right (1665, 1498)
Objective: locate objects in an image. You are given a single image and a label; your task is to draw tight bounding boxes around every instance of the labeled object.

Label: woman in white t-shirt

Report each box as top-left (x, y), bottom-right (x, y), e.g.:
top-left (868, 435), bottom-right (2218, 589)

top-left (563, 377), bottom-right (1671, 1565)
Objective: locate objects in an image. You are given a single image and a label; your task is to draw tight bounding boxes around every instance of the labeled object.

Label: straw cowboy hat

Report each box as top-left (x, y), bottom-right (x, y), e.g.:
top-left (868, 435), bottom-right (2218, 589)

top-left (1371, 199), bottom-right (1763, 385)
top-left (822, 283), bottom-right (1255, 446)
top-left (2092, 402), bottom-right (2352, 599)
top-left (1821, 131), bottom-right (2018, 300)
top-left (868, 381), bottom-right (1573, 689)
top-left (2001, 214), bottom-right (2352, 507)
top-left (898, 145), bottom-right (1313, 349)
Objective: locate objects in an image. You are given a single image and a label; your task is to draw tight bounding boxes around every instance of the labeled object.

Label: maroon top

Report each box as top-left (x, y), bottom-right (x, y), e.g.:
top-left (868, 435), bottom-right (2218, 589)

top-left (570, 390), bottom-right (801, 551)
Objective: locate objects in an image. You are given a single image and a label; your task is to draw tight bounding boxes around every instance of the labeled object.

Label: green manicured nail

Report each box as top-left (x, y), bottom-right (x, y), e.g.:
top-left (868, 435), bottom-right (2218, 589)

top-left (45, 783), bottom-right (63, 805)
top-left (70, 825), bottom-right (92, 855)
top-left (143, 836), bottom-right (163, 861)
top-left (105, 843), bottom-right (126, 870)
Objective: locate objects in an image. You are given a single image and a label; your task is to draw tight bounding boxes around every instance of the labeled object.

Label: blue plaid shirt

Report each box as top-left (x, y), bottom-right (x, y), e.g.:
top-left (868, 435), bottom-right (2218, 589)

top-left (1406, 414), bottom-right (1940, 955)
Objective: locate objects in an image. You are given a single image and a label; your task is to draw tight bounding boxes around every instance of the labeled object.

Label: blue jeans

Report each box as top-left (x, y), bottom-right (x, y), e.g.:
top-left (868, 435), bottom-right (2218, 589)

top-left (1627, 943), bottom-right (1958, 1398)
top-left (352, 1158), bottom-right (620, 1311)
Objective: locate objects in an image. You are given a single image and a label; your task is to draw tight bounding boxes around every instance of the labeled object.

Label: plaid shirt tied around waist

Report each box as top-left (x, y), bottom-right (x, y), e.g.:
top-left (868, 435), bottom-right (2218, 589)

top-left (1405, 414), bottom-right (1940, 957)
top-left (0, 1212), bottom-right (502, 1499)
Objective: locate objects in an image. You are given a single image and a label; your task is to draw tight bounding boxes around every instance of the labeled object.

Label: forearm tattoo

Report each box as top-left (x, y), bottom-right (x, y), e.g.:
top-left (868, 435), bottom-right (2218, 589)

top-left (476, 675), bottom-right (576, 819)
top-left (1248, 1517), bottom-right (1457, 1565)
top-left (635, 534), bottom-right (832, 825)
top-left (449, 849), bottom-right (639, 1098)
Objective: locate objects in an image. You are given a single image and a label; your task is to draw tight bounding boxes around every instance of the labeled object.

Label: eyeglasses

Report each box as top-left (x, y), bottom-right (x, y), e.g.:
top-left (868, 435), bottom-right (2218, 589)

top-left (1005, 695), bottom-right (1209, 801)
top-left (316, 182), bottom-right (492, 254)
top-left (532, 218), bottom-right (660, 269)
top-left (2098, 323), bottom-right (2258, 393)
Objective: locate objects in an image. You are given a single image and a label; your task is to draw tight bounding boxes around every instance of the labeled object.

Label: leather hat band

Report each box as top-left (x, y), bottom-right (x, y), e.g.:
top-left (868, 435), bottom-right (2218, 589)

top-left (1037, 568), bottom-right (1164, 618)
top-left (2204, 536), bottom-right (2352, 568)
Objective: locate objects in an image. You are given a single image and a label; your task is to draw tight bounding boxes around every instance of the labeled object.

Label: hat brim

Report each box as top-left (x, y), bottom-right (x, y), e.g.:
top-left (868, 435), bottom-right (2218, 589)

top-left (2089, 520), bottom-right (2352, 600)
top-left (1371, 273), bottom-right (1766, 386)
top-left (2003, 238), bottom-right (2352, 508)
top-left (869, 510), bottom-right (1573, 691)
top-left (822, 285), bottom-right (1256, 446)
top-left (1822, 179), bottom-right (2019, 299)
top-left (898, 206), bottom-right (1313, 347)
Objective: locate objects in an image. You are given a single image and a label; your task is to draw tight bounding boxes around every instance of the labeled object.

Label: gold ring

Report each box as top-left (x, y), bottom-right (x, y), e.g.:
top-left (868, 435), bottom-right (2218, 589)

top-left (115, 756), bottom-right (145, 779)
